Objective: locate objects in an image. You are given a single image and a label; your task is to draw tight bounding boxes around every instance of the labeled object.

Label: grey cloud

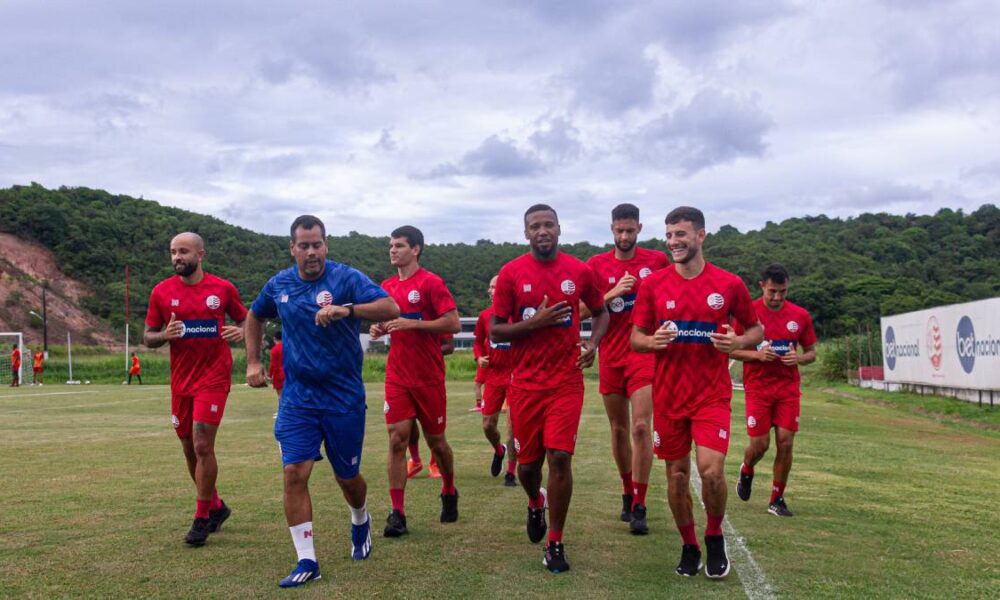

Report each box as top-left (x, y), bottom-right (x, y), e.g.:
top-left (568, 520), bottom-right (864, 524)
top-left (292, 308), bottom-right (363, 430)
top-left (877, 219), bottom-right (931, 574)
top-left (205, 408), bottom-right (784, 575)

top-left (419, 135), bottom-right (545, 179)
top-left (564, 50), bottom-right (658, 117)
top-left (528, 117), bottom-right (582, 163)
top-left (374, 129), bottom-right (398, 153)
top-left (642, 1), bottom-right (796, 57)
top-left (287, 30), bottom-right (393, 90)
top-left (961, 161), bottom-right (1000, 183)
top-left (629, 89), bottom-right (773, 176)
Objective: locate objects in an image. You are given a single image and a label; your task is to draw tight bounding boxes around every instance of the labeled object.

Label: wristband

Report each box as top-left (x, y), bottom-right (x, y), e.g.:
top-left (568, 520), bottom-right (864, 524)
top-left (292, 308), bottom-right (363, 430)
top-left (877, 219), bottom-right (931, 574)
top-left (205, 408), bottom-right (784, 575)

top-left (345, 303), bottom-right (355, 318)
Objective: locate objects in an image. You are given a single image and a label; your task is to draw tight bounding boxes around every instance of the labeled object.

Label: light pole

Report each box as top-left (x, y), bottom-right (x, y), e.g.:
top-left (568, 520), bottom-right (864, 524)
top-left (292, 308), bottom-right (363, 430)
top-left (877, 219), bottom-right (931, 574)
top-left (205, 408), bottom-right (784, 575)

top-left (29, 303), bottom-right (49, 360)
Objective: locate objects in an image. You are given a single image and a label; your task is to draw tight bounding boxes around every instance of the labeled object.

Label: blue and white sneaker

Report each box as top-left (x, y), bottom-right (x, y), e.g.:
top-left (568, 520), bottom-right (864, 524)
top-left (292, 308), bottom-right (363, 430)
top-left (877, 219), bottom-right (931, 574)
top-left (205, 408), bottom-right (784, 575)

top-left (351, 513), bottom-right (372, 560)
top-left (278, 559), bottom-right (321, 588)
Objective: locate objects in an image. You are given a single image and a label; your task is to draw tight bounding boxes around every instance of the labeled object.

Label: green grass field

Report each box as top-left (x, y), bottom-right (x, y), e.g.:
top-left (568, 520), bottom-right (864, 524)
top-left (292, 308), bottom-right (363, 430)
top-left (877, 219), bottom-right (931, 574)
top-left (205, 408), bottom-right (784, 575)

top-left (2, 379), bottom-right (998, 598)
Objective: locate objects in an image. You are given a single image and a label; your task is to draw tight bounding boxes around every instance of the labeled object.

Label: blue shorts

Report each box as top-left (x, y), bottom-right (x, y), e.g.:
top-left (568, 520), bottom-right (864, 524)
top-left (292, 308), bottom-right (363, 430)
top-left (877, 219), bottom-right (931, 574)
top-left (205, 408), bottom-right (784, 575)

top-left (275, 406), bottom-right (366, 479)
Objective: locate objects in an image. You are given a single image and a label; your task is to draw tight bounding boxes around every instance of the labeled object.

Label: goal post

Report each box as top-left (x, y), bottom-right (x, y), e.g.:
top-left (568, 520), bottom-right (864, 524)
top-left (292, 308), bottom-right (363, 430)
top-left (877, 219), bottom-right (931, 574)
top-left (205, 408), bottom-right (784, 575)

top-left (0, 332), bottom-right (25, 386)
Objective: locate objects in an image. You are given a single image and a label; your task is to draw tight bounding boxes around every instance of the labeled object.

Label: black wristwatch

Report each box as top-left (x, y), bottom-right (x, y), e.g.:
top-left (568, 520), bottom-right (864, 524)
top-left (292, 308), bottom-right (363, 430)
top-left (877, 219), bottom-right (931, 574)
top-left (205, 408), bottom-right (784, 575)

top-left (344, 303), bottom-right (355, 318)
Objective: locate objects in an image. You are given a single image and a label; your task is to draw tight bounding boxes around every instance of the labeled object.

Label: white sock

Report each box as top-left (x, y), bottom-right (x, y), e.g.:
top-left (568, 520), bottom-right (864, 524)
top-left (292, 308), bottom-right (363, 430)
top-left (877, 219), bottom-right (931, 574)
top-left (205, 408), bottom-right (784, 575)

top-left (349, 500), bottom-right (368, 525)
top-left (289, 522), bottom-right (316, 562)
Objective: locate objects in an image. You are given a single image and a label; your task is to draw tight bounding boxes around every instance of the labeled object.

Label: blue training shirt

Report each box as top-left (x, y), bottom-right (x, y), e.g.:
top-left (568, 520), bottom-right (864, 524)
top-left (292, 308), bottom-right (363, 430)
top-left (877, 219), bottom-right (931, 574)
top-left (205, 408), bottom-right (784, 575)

top-left (251, 260), bottom-right (388, 413)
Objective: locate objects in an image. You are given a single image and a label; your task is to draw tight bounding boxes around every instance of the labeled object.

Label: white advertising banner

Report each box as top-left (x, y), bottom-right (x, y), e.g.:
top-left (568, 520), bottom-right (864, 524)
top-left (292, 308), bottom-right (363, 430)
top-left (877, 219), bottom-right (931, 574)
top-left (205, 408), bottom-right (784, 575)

top-left (881, 298), bottom-right (1000, 390)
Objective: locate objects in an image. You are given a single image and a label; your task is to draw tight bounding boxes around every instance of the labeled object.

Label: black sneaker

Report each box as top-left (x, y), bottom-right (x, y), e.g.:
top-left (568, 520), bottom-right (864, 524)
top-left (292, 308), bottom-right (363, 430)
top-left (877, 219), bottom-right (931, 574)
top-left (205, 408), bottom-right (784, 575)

top-left (629, 504), bottom-right (649, 535)
top-left (736, 470), bottom-right (754, 501)
top-left (184, 517), bottom-right (211, 546)
top-left (504, 472), bottom-right (517, 487)
top-left (491, 444), bottom-right (506, 477)
top-left (526, 506), bottom-right (547, 543)
top-left (543, 541), bottom-right (570, 573)
top-left (675, 544), bottom-right (702, 576)
top-left (440, 490), bottom-right (459, 523)
top-left (768, 496), bottom-right (793, 517)
top-left (704, 535), bottom-right (730, 579)
top-left (383, 509), bottom-right (408, 537)
top-left (620, 494), bottom-right (633, 522)
top-left (207, 500), bottom-right (231, 533)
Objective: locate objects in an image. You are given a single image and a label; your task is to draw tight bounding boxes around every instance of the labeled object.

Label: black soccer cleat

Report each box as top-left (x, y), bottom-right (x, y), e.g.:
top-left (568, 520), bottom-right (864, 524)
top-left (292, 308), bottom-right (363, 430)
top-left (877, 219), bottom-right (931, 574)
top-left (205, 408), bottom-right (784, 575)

top-left (704, 535), bottom-right (730, 579)
top-left (491, 444), bottom-right (506, 477)
top-left (629, 504), bottom-right (649, 535)
top-left (440, 490), bottom-right (459, 523)
top-left (207, 500), bottom-right (231, 534)
top-left (543, 541), bottom-right (570, 573)
top-left (736, 470), bottom-right (754, 502)
top-left (504, 472), bottom-right (517, 487)
top-left (620, 494), bottom-right (633, 522)
top-left (675, 544), bottom-right (702, 577)
top-left (383, 509), bottom-right (409, 537)
top-left (526, 506), bottom-right (547, 544)
top-left (184, 517), bottom-right (211, 546)
top-left (768, 496), bottom-right (794, 517)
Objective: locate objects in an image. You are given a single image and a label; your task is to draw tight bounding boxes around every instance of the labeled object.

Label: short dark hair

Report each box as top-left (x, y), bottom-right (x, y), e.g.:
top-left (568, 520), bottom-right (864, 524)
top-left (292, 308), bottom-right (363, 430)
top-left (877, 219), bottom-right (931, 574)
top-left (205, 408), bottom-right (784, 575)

top-left (290, 215), bottom-right (326, 241)
top-left (611, 203), bottom-right (640, 222)
top-left (761, 263), bottom-right (789, 284)
top-left (665, 206), bottom-right (705, 230)
top-left (391, 225), bottom-right (424, 258)
top-left (524, 203), bottom-right (558, 224)
top-left (274, 330), bottom-right (282, 341)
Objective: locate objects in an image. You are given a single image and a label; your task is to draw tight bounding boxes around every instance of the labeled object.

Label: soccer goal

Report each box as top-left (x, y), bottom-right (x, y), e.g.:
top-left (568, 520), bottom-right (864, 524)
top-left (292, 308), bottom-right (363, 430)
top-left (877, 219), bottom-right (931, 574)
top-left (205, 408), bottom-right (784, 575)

top-left (0, 332), bottom-right (25, 386)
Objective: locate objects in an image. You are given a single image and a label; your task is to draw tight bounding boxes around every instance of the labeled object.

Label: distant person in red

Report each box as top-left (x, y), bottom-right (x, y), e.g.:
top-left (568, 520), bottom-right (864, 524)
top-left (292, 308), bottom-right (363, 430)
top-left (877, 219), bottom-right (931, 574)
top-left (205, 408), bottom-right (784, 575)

top-left (406, 334), bottom-right (454, 479)
top-left (586, 203), bottom-right (668, 534)
top-left (731, 263), bottom-right (817, 518)
top-left (472, 322), bottom-right (486, 412)
top-left (476, 275), bottom-right (518, 485)
top-left (370, 225), bottom-right (461, 537)
top-left (631, 206), bottom-right (762, 579)
top-left (269, 331), bottom-right (285, 398)
top-left (145, 232), bottom-right (247, 547)
top-left (32, 348), bottom-right (44, 385)
top-left (491, 204), bottom-right (609, 573)
top-left (9, 344), bottom-right (20, 387)
top-left (127, 352), bottom-right (142, 384)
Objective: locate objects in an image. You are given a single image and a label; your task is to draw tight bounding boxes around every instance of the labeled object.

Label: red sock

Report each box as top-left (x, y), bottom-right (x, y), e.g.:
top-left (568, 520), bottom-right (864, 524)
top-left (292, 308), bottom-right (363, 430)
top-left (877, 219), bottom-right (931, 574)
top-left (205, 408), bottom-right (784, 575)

top-left (621, 471), bottom-right (633, 495)
top-left (209, 488), bottom-right (222, 511)
top-left (678, 522), bottom-right (698, 547)
top-left (195, 498), bottom-right (211, 520)
top-left (409, 443), bottom-right (421, 463)
top-left (706, 512), bottom-right (724, 537)
top-left (390, 488), bottom-right (405, 515)
top-left (506, 460), bottom-right (516, 475)
top-left (631, 482), bottom-right (648, 510)
top-left (548, 529), bottom-right (563, 544)
top-left (495, 443), bottom-right (505, 456)
top-left (528, 492), bottom-right (544, 509)
top-left (741, 463), bottom-right (754, 476)
top-left (771, 480), bottom-right (786, 503)
top-left (441, 472), bottom-right (456, 495)
top-left (430, 455), bottom-right (438, 468)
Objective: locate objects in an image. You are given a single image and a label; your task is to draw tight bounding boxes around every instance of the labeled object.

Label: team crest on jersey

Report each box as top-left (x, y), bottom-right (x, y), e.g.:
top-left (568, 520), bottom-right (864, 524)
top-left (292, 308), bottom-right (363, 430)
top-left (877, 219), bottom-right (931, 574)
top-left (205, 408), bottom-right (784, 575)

top-left (608, 276), bottom-right (616, 284)
top-left (639, 267), bottom-right (652, 279)
top-left (206, 295), bottom-right (221, 310)
top-left (718, 429), bottom-right (727, 439)
top-left (407, 290), bottom-right (421, 304)
top-left (171, 414), bottom-right (180, 429)
top-left (653, 430), bottom-right (661, 448)
top-left (561, 279), bottom-right (576, 295)
top-left (316, 290), bottom-right (333, 306)
top-left (666, 300), bottom-right (676, 309)
top-left (787, 321), bottom-right (799, 332)
top-left (171, 299), bottom-right (180, 307)
top-left (609, 297), bottom-right (626, 313)
top-left (707, 293), bottom-right (725, 310)
top-left (522, 307), bottom-right (537, 320)
top-left (523, 284), bottom-right (532, 292)
top-left (514, 438), bottom-right (521, 452)
top-left (748, 416), bottom-right (757, 428)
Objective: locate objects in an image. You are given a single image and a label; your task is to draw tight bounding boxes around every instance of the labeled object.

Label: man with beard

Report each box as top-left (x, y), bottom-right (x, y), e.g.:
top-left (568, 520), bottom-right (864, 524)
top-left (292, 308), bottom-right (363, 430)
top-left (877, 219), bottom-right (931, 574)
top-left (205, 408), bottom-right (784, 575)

top-left (585, 203), bottom-right (668, 533)
top-left (145, 232), bottom-right (247, 546)
top-left (491, 204), bottom-right (609, 573)
top-left (246, 215), bottom-right (398, 587)
top-left (631, 207), bottom-right (762, 579)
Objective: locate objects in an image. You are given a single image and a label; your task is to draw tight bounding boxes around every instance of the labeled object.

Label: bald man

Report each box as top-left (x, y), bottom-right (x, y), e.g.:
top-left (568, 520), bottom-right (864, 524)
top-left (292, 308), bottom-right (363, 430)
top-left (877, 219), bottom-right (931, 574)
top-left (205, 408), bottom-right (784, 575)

top-left (145, 232), bottom-right (248, 546)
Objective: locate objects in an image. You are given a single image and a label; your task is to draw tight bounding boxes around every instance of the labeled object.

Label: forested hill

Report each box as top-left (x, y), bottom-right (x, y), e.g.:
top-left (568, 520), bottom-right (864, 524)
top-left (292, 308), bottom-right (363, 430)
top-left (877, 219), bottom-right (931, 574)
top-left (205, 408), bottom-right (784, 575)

top-left (2, 184), bottom-right (999, 339)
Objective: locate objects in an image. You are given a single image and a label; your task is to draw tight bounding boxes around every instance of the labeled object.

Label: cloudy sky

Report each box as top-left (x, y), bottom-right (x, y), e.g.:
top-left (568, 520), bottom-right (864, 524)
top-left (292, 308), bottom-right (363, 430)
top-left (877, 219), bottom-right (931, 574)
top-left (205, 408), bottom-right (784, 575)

top-left (2, 0), bottom-right (998, 243)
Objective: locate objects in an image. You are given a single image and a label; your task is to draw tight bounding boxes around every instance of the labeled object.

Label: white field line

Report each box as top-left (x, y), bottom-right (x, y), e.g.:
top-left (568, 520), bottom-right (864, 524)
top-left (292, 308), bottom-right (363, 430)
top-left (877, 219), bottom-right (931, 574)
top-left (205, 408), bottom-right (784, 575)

top-left (0, 395), bottom-right (166, 414)
top-left (0, 390), bottom-right (101, 398)
top-left (689, 467), bottom-right (776, 600)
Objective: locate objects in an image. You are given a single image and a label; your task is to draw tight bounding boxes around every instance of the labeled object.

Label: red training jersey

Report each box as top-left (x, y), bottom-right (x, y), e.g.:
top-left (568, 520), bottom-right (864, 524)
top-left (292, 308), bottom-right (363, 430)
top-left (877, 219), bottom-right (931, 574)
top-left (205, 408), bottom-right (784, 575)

top-left (130, 355), bottom-right (140, 374)
top-left (473, 306), bottom-right (514, 386)
top-left (737, 298), bottom-right (816, 398)
top-left (632, 262), bottom-right (759, 417)
top-left (382, 268), bottom-right (458, 387)
top-left (268, 342), bottom-right (285, 387)
top-left (587, 247), bottom-right (669, 367)
top-left (11, 348), bottom-right (20, 368)
top-left (33, 352), bottom-right (44, 370)
top-left (492, 251), bottom-right (604, 391)
top-left (145, 273), bottom-right (248, 394)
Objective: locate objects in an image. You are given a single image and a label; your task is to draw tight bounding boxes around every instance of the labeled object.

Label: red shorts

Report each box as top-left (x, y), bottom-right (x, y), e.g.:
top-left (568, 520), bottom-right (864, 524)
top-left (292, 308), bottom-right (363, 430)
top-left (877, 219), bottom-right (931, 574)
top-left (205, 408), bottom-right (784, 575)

top-left (171, 389), bottom-right (229, 438)
top-left (482, 381), bottom-right (510, 416)
top-left (508, 382), bottom-right (584, 464)
top-left (475, 365), bottom-right (486, 385)
top-left (745, 393), bottom-right (800, 436)
top-left (384, 381), bottom-right (447, 435)
top-left (129, 369), bottom-right (140, 376)
top-left (653, 400), bottom-right (731, 461)
top-left (598, 356), bottom-right (654, 396)
top-left (33, 367), bottom-right (43, 373)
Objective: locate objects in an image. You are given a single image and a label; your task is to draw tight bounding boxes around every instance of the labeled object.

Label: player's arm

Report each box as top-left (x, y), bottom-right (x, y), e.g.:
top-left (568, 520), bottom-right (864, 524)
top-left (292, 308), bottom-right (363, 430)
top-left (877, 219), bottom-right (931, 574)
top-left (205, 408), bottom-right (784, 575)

top-left (731, 345), bottom-right (778, 363)
top-left (490, 295), bottom-right (573, 342)
top-left (221, 319), bottom-right (245, 343)
top-left (317, 296), bottom-right (399, 326)
top-left (244, 310), bottom-right (268, 387)
top-left (144, 312), bottom-right (183, 348)
top-left (577, 305), bottom-right (609, 369)
top-left (709, 322), bottom-right (764, 354)
top-left (384, 308), bottom-right (459, 334)
top-left (780, 343), bottom-right (817, 366)
top-left (441, 337), bottom-right (455, 356)
top-left (604, 271), bottom-right (636, 302)
top-left (630, 323), bottom-right (676, 353)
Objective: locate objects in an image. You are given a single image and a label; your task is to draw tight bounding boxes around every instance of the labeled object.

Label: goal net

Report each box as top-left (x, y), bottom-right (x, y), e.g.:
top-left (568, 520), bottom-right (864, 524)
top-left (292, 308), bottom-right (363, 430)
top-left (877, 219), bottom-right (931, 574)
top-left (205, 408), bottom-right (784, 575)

top-left (0, 332), bottom-right (25, 386)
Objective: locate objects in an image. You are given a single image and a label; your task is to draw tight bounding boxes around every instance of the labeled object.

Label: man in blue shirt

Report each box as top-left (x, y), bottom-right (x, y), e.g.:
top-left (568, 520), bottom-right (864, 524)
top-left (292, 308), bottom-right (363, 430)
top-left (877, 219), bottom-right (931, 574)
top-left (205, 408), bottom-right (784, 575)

top-left (246, 215), bottom-right (399, 588)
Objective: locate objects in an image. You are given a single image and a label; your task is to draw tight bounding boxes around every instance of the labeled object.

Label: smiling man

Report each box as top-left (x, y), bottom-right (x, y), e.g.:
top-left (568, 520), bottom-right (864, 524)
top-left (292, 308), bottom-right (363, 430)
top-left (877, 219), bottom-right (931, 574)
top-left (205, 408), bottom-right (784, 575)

top-left (144, 231), bottom-right (247, 547)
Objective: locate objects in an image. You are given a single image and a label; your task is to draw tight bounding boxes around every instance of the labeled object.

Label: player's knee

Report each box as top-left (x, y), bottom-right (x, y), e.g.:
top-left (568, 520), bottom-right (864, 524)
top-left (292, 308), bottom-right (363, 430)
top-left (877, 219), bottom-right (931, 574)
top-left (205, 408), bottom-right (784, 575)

top-left (192, 437), bottom-right (215, 458)
top-left (547, 449), bottom-right (572, 471)
top-left (388, 431), bottom-right (409, 452)
top-left (699, 463), bottom-right (725, 485)
top-left (427, 435), bottom-right (450, 454)
top-left (631, 418), bottom-right (650, 441)
top-left (775, 436), bottom-right (794, 456)
top-left (283, 465), bottom-right (309, 488)
top-left (667, 470), bottom-right (689, 494)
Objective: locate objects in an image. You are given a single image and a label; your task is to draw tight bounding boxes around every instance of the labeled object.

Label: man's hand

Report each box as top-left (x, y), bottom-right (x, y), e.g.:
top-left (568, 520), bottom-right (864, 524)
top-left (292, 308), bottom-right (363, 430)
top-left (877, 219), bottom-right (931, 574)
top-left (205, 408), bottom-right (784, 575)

top-left (607, 271), bottom-right (637, 300)
top-left (369, 323), bottom-right (388, 340)
top-left (384, 318), bottom-right (418, 332)
top-left (758, 342), bottom-right (779, 362)
top-left (477, 356), bottom-right (490, 368)
top-left (315, 305), bottom-right (350, 327)
top-left (221, 325), bottom-right (244, 343)
top-left (709, 324), bottom-right (740, 354)
top-left (246, 362), bottom-right (267, 387)
top-left (779, 344), bottom-right (799, 366)
top-left (529, 295), bottom-right (572, 329)
top-left (164, 312), bottom-right (184, 340)
top-left (652, 321), bottom-right (677, 350)
top-left (576, 340), bottom-right (597, 369)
